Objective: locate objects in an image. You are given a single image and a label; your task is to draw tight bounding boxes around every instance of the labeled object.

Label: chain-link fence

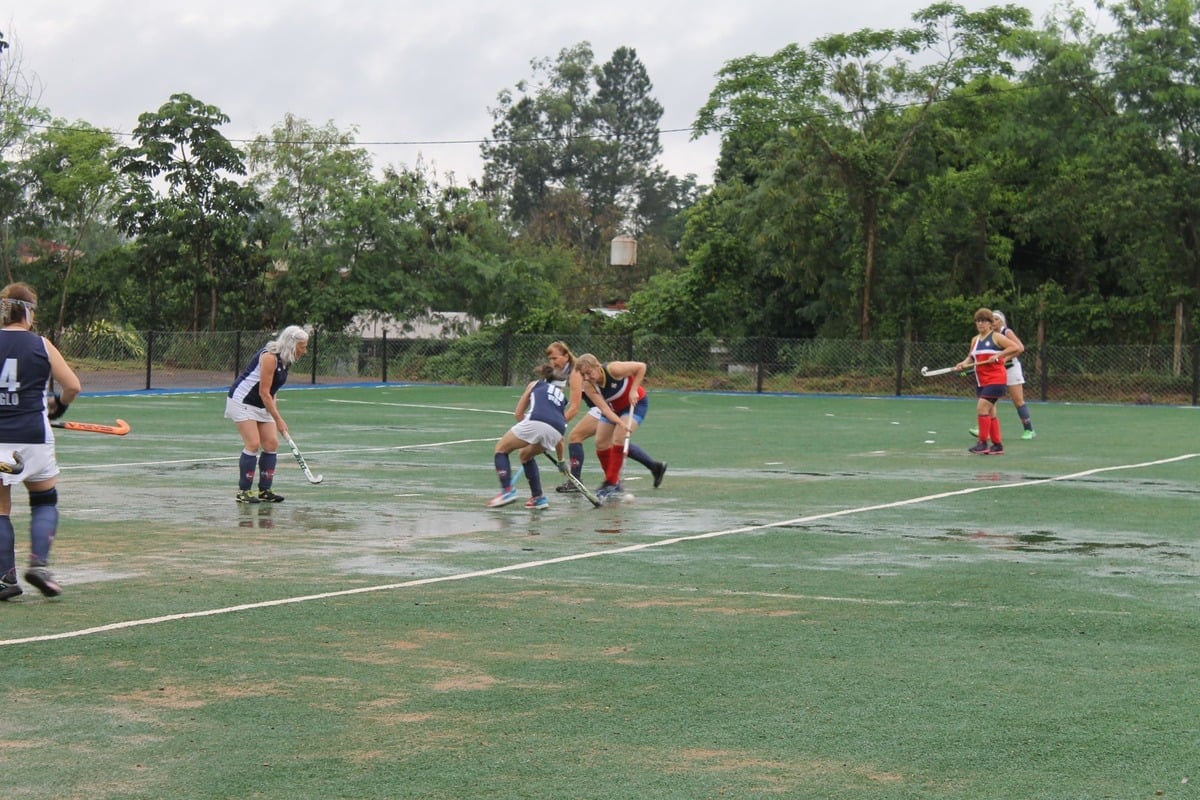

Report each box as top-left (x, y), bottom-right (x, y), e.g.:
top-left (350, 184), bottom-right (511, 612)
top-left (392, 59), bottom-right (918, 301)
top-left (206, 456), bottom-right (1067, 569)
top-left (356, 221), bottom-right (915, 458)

top-left (58, 329), bottom-right (1200, 405)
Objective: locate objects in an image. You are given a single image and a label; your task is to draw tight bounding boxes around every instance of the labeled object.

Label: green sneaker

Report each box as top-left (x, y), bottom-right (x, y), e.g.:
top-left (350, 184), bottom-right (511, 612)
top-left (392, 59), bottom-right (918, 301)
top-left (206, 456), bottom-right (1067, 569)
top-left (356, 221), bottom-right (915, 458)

top-left (1022, 429), bottom-right (1036, 440)
top-left (258, 489), bottom-right (285, 503)
top-left (236, 489), bottom-right (260, 504)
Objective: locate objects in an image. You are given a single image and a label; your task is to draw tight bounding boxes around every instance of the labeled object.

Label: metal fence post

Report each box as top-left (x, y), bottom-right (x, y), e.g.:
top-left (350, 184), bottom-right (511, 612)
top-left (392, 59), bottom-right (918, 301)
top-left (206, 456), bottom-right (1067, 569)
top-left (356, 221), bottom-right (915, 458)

top-left (1040, 344), bottom-right (1050, 402)
top-left (310, 330), bottom-right (318, 385)
top-left (145, 330), bottom-right (154, 390)
top-left (234, 331), bottom-right (242, 378)
top-left (1192, 342), bottom-right (1199, 406)
top-left (382, 330), bottom-right (388, 383)
top-left (894, 339), bottom-right (905, 397)
top-left (756, 337), bottom-right (766, 394)
top-left (501, 332), bottom-right (511, 386)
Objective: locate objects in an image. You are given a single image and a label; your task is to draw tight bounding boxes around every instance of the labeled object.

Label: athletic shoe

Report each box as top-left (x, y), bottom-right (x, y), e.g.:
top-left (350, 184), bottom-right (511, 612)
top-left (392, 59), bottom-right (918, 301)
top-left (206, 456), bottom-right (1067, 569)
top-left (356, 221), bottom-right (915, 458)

top-left (0, 579), bottom-right (22, 601)
top-left (968, 427), bottom-right (979, 437)
top-left (988, 443), bottom-right (1004, 455)
top-left (595, 481), bottom-right (619, 500)
top-left (524, 495), bottom-right (549, 510)
top-left (555, 481), bottom-right (580, 494)
top-left (487, 485), bottom-right (518, 508)
top-left (651, 461), bottom-right (668, 489)
top-left (235, 489), bottom-right (260, 504)
top-left (258, 489), bottom-right (285, 503)
top-left (24, 566), bottom-right (61, 598)
top-left (968, 442), bottom-right (990, 454)
top-left (1022, 429), bottom-right (1036, 440)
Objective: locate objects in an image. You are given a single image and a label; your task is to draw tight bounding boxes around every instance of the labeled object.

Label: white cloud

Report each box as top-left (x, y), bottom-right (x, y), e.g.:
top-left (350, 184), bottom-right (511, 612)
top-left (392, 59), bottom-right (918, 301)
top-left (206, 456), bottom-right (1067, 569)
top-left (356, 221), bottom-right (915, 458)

top-left (5, 0), bottom-right (1073, 184)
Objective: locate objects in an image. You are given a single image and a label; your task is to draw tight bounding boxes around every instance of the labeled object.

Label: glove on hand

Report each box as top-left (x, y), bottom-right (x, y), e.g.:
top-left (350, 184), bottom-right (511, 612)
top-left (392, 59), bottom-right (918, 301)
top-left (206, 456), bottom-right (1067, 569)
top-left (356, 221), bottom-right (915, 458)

top-left (48, 393), bottom-right (69, 420)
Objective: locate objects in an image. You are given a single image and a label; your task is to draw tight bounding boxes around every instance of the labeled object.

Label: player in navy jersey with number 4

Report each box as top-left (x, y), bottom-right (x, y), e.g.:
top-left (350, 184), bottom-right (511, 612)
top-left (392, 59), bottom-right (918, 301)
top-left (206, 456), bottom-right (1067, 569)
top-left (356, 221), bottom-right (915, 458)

top-left (0, 282), bottom-right (82, 602)
top-left (488, 364), bottom-right (569, 510)
top-left (955, 308), bottom-right (1024, 455)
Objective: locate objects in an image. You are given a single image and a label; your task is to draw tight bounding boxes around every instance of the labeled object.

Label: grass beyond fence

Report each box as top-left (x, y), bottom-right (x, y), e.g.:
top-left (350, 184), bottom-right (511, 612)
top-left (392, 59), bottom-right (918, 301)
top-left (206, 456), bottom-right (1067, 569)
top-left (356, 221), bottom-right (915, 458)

top-left (2, 385), bottom-right (1197, 799)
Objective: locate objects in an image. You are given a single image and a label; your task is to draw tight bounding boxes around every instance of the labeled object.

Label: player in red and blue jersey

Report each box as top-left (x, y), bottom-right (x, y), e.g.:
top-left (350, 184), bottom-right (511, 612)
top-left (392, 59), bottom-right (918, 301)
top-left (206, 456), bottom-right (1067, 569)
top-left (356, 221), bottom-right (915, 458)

top-left (955, 308), bottom-right (1024, 455)
top-left (573, 353), bottom-right (666, 499)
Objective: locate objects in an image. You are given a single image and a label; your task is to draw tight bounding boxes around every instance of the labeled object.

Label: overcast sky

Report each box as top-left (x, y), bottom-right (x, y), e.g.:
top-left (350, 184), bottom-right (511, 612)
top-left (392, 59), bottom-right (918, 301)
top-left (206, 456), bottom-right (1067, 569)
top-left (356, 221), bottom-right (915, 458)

top-left (6, 0), bottom-right (1080, 185)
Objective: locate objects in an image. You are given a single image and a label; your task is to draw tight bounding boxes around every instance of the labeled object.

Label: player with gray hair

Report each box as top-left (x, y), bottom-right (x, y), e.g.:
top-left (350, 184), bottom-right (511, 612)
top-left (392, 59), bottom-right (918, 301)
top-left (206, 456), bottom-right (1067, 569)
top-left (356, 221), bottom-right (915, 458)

top-left (225, 325), bottom-right (310, 503)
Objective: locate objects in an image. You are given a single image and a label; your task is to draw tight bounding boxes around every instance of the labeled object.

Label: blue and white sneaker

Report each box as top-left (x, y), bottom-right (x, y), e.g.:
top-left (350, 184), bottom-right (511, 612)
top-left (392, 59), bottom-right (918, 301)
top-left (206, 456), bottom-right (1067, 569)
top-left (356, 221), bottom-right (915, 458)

top-left (524, 495), bottom-right (549, 510)
top-left (487, 485), bottom-right (519, 508)
top-left (596, 482), bottom-right (625, 502)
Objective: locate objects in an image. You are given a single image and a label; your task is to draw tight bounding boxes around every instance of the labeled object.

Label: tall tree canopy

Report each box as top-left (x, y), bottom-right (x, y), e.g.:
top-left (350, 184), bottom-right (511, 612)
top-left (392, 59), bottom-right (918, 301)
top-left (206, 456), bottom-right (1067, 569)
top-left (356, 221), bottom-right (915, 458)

top-left (692, 2), bottom-right (1033, 338)
top-left (113, 93), bottom-right (261, 330)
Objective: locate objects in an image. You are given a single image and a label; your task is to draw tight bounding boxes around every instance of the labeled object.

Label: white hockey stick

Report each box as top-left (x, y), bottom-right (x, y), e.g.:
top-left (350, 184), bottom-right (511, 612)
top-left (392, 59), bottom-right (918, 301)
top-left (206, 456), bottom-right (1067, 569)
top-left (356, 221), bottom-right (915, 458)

top-left (920, 365), bottom-right (973, 377)
top-left (920, 365), bottom-right (956, 377)
top-left (543, 451), bottom-right (602, 507)
top-left (284, 433), bottom-right (324, 484)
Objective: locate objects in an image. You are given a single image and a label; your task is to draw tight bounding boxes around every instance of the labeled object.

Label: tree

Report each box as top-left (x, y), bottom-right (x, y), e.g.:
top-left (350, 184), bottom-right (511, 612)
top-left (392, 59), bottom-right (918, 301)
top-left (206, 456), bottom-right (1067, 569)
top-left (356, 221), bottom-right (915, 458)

top-left (25, 122), bottom-right (123, 332)
top-left (113, 93), bottom-right (261, 330)
top-left (1100, 0), bottom-right (1200, 343)
top-left (693, 3), bottom-right (1034, 338)
top-left (246, 114), bottom-right (376, 329)
top-left (482, 43), bottom-right (669, 243)
top-left (0, 26), bottom-right (49, 284)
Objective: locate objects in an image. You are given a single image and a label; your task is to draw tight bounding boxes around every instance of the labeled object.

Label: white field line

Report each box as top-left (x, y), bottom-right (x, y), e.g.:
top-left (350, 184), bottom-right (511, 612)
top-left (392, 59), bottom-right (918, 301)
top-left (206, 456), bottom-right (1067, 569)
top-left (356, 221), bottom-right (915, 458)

top-left (328, 398), bottom-right (514, 415)
top-left (64, 438), bottom-right (496, 471)
top-left (3, 452), bottom-right (1194, 647)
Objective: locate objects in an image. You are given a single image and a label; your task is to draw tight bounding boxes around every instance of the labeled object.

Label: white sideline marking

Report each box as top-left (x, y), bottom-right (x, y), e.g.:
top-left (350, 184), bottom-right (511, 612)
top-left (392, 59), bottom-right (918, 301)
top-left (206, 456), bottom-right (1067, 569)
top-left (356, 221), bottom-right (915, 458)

top-left (3, 453), bottom-right (1195, 647)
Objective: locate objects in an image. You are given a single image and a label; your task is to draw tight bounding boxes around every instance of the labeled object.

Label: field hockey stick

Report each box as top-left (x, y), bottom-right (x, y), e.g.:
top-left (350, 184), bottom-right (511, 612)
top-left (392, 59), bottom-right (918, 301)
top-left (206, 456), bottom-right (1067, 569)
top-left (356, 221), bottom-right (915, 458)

top-left (542, 451), bottom-right (602, 507)
top-left (284, 433), bottom-right (324, 484)
top-left (620, 416), bottom-right (632, 484)
top-left (51, 418), bottom-right (131, 435)
top-left (0, 452), bottom-right (24, 475)
top-left (920, 365), bottom-right (974, 377)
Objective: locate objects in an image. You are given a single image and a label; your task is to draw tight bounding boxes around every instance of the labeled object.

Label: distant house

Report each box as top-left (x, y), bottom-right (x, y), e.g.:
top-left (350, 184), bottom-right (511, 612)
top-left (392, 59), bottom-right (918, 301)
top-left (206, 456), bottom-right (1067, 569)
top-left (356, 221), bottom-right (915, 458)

top-left (17, 239), bottom-right (83, 264)
top-left (347, 311), bottom-right (481, 339)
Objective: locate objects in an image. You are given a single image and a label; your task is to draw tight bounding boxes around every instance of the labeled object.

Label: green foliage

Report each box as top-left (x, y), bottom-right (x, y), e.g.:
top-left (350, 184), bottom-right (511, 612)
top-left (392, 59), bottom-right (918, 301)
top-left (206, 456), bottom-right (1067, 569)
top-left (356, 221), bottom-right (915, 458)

top-left (6, 6), bottom-right (1200, 351)
top-left (418, 328), bottom-right (506, 384)
top-left (59, 320), bottom-right (146, 361)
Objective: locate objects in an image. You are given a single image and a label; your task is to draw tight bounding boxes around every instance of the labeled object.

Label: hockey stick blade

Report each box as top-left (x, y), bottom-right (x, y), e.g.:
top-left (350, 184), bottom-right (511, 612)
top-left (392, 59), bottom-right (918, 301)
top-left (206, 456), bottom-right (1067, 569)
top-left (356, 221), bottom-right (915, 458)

top-left (51, 418), bottom-right (131, 435)
top-left (920, 366), bottom-right (956, 377)
top-left (0, 452), bottom-right (25, 475)
top-left (285, 434), bottom-right (324, 484)
top-left (543, 452), bottom-right (602, 507)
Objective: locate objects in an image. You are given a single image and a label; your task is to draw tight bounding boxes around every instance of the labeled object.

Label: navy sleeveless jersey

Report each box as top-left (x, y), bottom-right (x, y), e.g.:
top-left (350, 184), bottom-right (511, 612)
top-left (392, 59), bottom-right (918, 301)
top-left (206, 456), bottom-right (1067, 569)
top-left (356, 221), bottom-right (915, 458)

top-left (228, 348), bottom-right (290, 408)
top-left (526, 379), bottom-right (567, 433)
top-left (0, 329), bottom-right (54, 444)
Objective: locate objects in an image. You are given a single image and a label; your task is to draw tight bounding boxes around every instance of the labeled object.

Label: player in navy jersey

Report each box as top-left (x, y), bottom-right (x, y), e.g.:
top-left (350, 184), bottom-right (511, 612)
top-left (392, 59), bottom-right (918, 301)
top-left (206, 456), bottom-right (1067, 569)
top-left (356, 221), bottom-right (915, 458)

top-left (955, 308), bottom-right (1024, 455)
top-left (488, 364), bottom-right (569, 510)
top-left (0, 282), bottom-right (82, 602)
top-left (225, 326), bottom-right (308, 503)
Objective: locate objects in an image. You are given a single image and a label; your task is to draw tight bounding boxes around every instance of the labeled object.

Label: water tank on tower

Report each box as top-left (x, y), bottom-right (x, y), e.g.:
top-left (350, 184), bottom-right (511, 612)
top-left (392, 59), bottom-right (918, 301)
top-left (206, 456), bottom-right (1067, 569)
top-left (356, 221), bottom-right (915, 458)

top-left (610, 235), bottom-right (637, 266)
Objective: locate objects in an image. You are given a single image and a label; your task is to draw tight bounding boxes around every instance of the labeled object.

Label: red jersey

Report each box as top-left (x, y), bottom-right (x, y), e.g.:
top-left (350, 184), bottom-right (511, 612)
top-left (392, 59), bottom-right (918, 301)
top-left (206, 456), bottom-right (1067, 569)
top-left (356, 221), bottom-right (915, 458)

top-left (969, 331), bottom-right (1008, 386)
